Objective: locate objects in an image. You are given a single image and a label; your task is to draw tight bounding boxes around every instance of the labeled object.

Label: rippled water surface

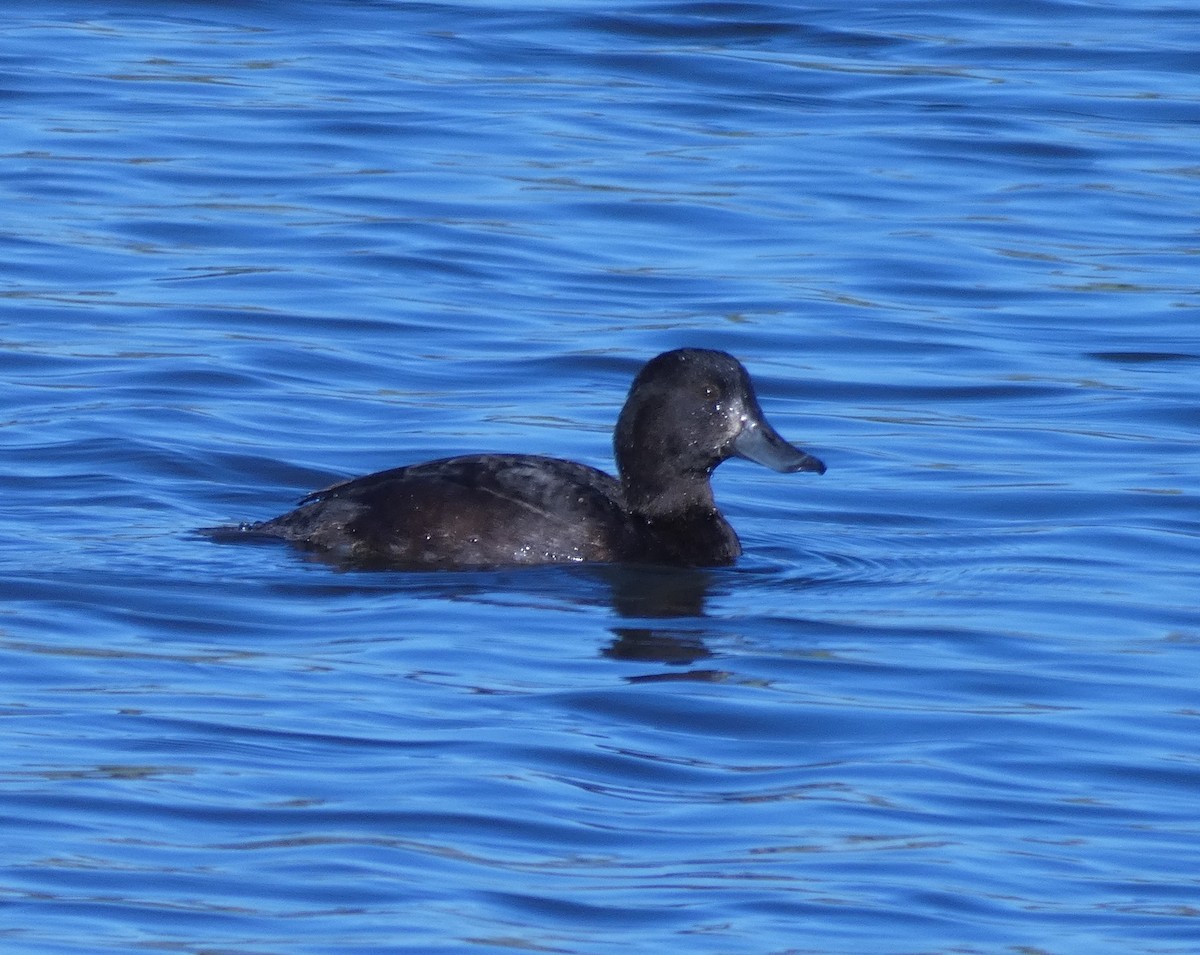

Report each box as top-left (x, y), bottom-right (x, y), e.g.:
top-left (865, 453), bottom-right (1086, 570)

top-left (3, 1), bottom-right (1199, 952)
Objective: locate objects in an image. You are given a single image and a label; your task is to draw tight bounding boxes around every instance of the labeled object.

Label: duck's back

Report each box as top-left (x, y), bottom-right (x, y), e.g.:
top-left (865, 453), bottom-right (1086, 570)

top-left (250, 454), bottom-right (635, 568)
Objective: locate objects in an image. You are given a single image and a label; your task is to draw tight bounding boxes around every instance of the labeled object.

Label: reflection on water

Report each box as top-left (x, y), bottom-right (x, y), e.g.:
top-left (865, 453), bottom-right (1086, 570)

top-left (602, 564), bottom-right (718, 666)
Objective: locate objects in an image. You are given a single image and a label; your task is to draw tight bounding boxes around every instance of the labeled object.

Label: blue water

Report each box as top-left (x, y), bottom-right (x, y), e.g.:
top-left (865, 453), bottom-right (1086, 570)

top-left (3, 1), bottom-right (1199, 952)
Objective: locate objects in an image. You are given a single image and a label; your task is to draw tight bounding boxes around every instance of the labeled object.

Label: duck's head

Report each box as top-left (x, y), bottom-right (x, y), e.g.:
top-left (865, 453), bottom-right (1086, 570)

top-left (614, 348), bottom-right (825, 514)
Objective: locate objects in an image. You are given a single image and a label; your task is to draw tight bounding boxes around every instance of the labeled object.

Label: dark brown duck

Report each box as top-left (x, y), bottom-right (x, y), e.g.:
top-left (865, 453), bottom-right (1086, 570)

top-left (203, 348), bottom-right (825, 568)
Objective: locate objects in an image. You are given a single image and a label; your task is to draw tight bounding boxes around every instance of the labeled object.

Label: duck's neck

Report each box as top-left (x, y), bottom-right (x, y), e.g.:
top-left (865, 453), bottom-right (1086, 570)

top-left (620, 465), bottom-right (715, 519)
top-left (615, 446), bottom-right (741, 565)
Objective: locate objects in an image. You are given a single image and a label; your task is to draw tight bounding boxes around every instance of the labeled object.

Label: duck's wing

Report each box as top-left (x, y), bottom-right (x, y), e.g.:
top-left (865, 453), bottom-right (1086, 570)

top-left (282, 453), bottom-right (631, 567)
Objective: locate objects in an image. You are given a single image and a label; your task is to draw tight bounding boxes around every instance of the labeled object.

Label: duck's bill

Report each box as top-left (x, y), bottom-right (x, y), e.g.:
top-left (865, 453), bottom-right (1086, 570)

top-left (733, 419), bottom-right (826, 474)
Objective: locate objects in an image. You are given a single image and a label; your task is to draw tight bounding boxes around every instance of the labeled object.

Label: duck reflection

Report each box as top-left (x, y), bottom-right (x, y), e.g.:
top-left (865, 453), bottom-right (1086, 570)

top-left (594, 564), bottom-right (726, 676)
top-left (241, 550), bottom-right (737, 676)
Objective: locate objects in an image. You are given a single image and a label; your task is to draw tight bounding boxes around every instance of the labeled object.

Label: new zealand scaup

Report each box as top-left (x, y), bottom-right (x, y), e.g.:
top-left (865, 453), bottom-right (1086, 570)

top-left (203, 348), bottom-right (825, 568)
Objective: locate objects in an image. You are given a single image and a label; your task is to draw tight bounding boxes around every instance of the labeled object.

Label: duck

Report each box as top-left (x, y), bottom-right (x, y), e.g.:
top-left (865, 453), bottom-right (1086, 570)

top-left (203, 348), bottom-right (825, 568)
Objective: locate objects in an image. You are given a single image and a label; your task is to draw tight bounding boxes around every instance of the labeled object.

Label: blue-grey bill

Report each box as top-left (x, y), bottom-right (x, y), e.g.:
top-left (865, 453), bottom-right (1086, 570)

top-left (733, 419), bottom-right (826, 474)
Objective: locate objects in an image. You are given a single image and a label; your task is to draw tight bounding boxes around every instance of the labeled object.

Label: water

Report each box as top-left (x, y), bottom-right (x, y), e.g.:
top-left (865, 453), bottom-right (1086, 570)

top-left (2, 1), bottom-right (1199, 952)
